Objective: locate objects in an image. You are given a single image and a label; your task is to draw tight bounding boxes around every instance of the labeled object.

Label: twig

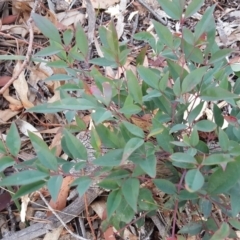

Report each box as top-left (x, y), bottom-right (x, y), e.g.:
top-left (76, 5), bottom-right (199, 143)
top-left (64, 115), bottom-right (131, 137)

top-left (38, 191), bottom-right (89, 240)
top-left (0, 0), bottom-right (38, 95)
top-left (84, 192), bottom-right (96, 240)
top-left (136, 0), bottom-right (167, 26)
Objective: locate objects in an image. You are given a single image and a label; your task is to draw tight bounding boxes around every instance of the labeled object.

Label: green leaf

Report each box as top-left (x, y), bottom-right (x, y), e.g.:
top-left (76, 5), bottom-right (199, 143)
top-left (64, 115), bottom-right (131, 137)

top-left (63, 29), bottom-right (74, 46)
top-left (199, 198), bottom-right (212, 218)
top-left (181, 67), bottom-right (207, 93)
top-left (47, 176), bottom-right (63, 202)
top-left (32, 13), bottom-right (61, 44)
top-left (195, 120), bottom-right (217, 132)
top-left (119, 104), bottom-right (142, 115)
top-left (29, 132), bottom-right (58, 171)
top-left (45, 74), bottom-right (74, 81)
top-left (71, 176), bottom-right (92, 196)
top-left (6, 122), bottom-right (21, 156)
top-left (92, 108), bottom-right (113, 125)
top-left (122, 121), bottom-right (144, 138)
top-left (122, 138), bottom-right (144, 163)
top-left (153, 179), bottom-right (177, 194)
top-left (0, 170), bottom-right (49, 186)
top-left (98, 179), bottom-right (119, 190)
top-left (107, 189), bottom-right (122, 219)
top-left (207, 157), bottom-right (240, 194)
top-left (178, 222), bottom-right (202, 235)
top-left (0, 140), bottom-right (7, 154)
top-left (127, 70), bottom-right (142, 104)
top-left (62, 129), bottom-right (88, 160)
top-left (218, 129), bottom-right (229, 152)
top-left (0, 156), bottom-right (15, 172)
top-left (28, 98), bottom-right (97, 113)
top-left (13, 181), bottom-right (46, 200)
top-left (34, 45), bottom-right (63, 57)
top-left (229, 184), bottom-right (240, 217)
top-left (201, 86), bottom-right (239, 101)
top-left (122, 178), bottom-right (140, 212)
top-left (189, 127), bottom-right (199, 147)
top-left (194, 5), bottom-right (215, 41)
top-left (229, 219), bottom-right (240, 230)
top-left (47, 60), bottom-right (68, 68)
top-left (188, 101), bottom-right (205, 124)
top-left (213, 103), bottom-right (224, 127)
top-left (185, 169), bottom-right (204, 192)
top-left (185, 0), bottom-right (204, 18)
top-left (203, 154), bottom-right (233, 165)
top-left (169, 124), bottom-right (187, 134)
top-left (209, 49), bottom-right (232, 64)
top-left (137, 66), bottom-right (160, 89)
top-left (152, 20), bottom-right (173, 47)
top-left (93, 149), bottom-right (123, 167)
top-left (209, 222), bottom-right (230, 240)
top-left (138, 146), bottom-right (156, 178)
top-left (157, 0), bottom-right (182, 20)
top-left (138, 188), bottom-right (157, 211)
top-left (75, 24), bottom-right (88, 59)
top-left (170, 153), bottom-right (197, 164)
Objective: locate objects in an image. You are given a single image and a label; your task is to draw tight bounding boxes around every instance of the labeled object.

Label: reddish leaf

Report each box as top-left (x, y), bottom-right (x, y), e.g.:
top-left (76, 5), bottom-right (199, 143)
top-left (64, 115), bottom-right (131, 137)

top-left (2, 15), bottom-right (18, 25)
top-left (0, 76), bottom-right (11, 87)
top-left (0, 192), bottom-right (11, 211)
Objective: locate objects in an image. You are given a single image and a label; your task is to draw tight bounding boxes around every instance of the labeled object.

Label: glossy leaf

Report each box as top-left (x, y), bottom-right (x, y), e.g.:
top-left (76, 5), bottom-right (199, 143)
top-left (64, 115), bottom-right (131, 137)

top-left (6, 122), bottom-right (21, 156)
top-left (178, 222), bottom-right (202, 235)
top-left (185, 169), bottom-right (204, 192)
top-left (63, 29), bottom-right (74, 46)
top-left (203, 154), bottom-right (233, 165)
top-left (0, 170), bottom-right (49, 186)
top-left (122, 178), bottom-right (140, 212)
top-left (29, 132), bottom-right (58, 171)
top-left (32, 13), bottom-right (61, 44)
top-left (189, 127), bottom-right (199, 147)
top-left (0, 140), bottom-right (6, 154)
top-left (169, 124), bottom-right (187, 134)
top-left (213, 104), bottom-right (224, 127)
top-left (138, 188), bottom-right (157, 211)
top-left (199, 198), bottom-right (212, 218)
top-left (35, 45), bottom-right (62, 57)
top-left (137, 66), bottom-right (159, 89)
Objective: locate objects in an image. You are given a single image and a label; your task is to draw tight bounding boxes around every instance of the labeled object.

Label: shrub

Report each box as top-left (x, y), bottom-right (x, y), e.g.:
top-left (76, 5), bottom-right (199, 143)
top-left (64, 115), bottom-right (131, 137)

top-left (1, 1), bottom-right (240, 239)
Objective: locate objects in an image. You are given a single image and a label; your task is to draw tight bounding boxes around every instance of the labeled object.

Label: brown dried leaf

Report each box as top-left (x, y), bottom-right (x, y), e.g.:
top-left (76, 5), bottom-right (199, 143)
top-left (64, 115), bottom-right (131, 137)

top-left (131, 115), bottom-right (152, 131)
top-left (13, 62), bottom-right (34, 109)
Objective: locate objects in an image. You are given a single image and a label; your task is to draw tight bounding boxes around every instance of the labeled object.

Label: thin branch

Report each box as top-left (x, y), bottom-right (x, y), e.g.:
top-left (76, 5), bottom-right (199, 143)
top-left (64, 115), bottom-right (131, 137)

top-left (37, 191), bottom-right (89, 240)
top-left (0, 0), bottom-right (38, 95)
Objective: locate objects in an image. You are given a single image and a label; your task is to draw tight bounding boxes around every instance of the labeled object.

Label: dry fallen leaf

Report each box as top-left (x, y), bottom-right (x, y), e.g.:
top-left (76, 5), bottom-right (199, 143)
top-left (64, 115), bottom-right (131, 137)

top-left (13, 62), bottom-right (34, 109)
top-left (131, 115), bottom-right (152, 131)
top-left (0, 76), bottom-right (11, 87)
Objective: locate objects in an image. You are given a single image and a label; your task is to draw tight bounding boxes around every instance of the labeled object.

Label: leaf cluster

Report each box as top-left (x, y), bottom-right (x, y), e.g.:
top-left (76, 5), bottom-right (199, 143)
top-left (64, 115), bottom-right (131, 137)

top-left (1, 1), bottom-right (240, 239)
